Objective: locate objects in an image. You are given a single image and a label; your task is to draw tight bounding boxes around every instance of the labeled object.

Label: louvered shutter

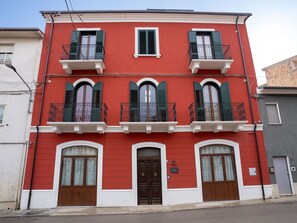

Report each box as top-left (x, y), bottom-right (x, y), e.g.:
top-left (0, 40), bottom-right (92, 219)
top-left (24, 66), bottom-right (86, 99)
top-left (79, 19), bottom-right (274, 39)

top-left (129, 81), bottom-right (139, 122)
top-left (188, 31), bottom-right (198, 59)
top-left (91, 82), bottom-right (102, 121)
top-left (95, 31), bottom-right (105, 59)
top-left (63, 82), bottom-right (74, 121)
top-left (157, 82), bottom-right (167, 121)
top-left (69, 31), bottom-right (80, 59)
top-left (220, 82), bottom-right (233, 121)
top-left (211, 31), bottom-right (224, 59)
top-left (194, 82), bottom-right (205, 121)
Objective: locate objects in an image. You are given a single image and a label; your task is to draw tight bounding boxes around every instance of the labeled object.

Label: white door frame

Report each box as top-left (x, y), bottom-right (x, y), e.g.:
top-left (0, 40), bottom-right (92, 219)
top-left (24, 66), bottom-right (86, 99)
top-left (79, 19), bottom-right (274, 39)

top-left (194, 139), bottom-right (244, 201)
top-left (52, 140), bottom-right (103, 207)
top-left (132, 142), bottom-right (168, 205)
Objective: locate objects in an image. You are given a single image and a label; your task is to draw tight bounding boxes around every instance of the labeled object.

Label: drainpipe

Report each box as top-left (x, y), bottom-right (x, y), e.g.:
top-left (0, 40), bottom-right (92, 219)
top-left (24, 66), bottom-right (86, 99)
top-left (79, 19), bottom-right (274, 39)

top-left (236, 15), bottom-right (265, 200)
top-left (27, 13), bottom-right (55, 209)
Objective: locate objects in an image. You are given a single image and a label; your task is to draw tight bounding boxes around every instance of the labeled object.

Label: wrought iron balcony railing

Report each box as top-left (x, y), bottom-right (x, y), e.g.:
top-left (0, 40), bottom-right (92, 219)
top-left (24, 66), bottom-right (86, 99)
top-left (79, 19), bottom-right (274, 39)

top-left (48, 103), bottom-right (108, 123)
top-left (188, 102), bottom-right (246, 123)
top-left (120, 103), bottom-right (177, 122)
top-left (188, 44), bottom-right (231, 60)
top-left (61, 43), bottom-right (105, 60)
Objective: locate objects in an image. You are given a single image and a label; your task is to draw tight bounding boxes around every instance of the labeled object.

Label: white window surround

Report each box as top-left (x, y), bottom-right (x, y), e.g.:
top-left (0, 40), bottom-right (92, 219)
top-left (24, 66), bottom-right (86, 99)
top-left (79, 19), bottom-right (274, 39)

top-left (136, 77), bottom-right (159, 87)
top-left (191, 28), bottom-right (215, 32)
top-left (194, 139), bottom-right (244, 201)
top-left (132, 142), bottom-right (168, 205)
top-left (76, 28), bottom-right (101, 31)
top-left (73, 78), bottom-right (95, 87)
top-left (200, 78), bottom-right (221, 87)
top-left (0, 104), bottom-right (6, 126)
top-left (265, 102), bottom-right (282, 125)
top-left (134, 27), bottom-right (161, 58)
top-left (52, 141), bottom-right (103, 207)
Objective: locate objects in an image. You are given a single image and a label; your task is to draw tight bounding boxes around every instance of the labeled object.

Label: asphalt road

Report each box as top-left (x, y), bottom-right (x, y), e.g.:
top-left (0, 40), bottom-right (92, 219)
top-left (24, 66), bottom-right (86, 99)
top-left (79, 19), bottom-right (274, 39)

top-left (1, 201), bottom-right (296, 223)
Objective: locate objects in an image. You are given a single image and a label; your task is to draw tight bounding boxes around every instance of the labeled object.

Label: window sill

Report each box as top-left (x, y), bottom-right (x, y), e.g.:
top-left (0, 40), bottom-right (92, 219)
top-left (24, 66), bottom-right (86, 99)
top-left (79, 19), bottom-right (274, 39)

top-left (134, 54), bottom-right (161, 59)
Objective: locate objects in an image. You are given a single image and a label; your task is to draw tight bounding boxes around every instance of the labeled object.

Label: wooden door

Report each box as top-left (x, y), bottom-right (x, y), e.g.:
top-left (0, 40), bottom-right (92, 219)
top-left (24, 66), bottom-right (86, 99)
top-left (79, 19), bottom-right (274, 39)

top-left (58, 146), bottom-right (97, 206)
top-left (137, 148), bottom-right (162, 205)
top-left (200, 145), bottom-right (239, 201)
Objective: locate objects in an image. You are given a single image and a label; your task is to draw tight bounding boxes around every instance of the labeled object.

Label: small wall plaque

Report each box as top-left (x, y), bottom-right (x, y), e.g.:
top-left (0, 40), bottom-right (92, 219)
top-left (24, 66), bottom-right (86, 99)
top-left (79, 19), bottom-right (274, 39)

top-left (249, 167), bottom-right (257, 176)
top-left (170, 167), bottom-right (179, 174)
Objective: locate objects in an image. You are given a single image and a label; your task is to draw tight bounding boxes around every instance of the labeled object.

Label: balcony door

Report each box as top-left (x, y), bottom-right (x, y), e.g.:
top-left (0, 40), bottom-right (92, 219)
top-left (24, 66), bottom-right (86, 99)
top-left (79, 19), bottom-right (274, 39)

top-left (74, 83), bottom-right (92, 122)
top-left (80, 32), bottom-right (96, 59)
top-left (203, 83), bottom-right (220, 121)
top-left (140, 83), bottom-right (157, 121)
top-left (196, 33), bottom-right (213, 59)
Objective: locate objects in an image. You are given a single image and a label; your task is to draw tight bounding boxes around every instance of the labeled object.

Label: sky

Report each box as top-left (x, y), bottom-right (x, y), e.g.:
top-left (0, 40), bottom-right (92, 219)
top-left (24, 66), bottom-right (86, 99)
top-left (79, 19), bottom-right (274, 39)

top-left (1, 0), bottom-right (297, 85)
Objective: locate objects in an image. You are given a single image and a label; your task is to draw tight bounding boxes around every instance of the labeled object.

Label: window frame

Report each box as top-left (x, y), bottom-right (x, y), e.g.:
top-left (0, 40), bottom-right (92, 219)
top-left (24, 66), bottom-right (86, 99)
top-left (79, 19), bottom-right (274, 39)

top-left (134, 27), bottom-right (160, 58)
top-left (265, 102), bottom-right (282, 125)
top-left (0, 104), bottom-right (6, 126)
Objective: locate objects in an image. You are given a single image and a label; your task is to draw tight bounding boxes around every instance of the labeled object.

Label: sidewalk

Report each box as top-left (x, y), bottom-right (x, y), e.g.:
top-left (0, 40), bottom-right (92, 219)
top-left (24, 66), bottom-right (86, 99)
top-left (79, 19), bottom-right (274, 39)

top-left (1, 196), bottom-right (297, 218)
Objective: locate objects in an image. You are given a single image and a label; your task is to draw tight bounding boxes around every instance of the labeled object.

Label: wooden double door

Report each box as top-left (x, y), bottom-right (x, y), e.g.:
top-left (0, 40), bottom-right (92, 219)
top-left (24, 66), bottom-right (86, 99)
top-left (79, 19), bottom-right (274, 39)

top-left (137, 148), bottom-right (162, 205)
top-left (200, 145), bottom-right (239, 201)
top-left (58, 146), bottom-right (97, 206)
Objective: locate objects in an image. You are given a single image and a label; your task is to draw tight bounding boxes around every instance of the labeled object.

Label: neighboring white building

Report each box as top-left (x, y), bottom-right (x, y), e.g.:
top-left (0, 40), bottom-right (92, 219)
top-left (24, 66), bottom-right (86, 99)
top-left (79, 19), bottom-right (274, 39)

top-left (0, 28), bottom-right (43, 209)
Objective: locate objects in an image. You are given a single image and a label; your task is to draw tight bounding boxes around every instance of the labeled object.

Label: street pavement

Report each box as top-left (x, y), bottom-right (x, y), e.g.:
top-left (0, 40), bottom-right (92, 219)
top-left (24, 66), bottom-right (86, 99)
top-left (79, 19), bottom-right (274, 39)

top-left (0, 195), bottom-right (297, 222)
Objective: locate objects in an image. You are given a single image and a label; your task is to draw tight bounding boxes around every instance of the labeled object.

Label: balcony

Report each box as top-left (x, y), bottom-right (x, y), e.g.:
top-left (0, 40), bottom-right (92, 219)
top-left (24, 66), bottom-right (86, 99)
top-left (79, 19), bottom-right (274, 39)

top-left (59, 43), bottom-right (105, 74)
top-left (188, 44), bottom-right (234, 74)
top-left (120, 103), bottom-right (177, 133)
top-left (188, 102), bottom-right (248, 132)
top-left (47, 103), bottom-right (108, 134)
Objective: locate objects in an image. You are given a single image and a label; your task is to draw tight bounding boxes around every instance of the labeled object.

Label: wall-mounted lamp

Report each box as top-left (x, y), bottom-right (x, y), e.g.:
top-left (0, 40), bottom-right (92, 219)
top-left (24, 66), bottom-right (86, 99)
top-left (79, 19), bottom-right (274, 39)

top-left (5, 64), bottom-right (32, 113)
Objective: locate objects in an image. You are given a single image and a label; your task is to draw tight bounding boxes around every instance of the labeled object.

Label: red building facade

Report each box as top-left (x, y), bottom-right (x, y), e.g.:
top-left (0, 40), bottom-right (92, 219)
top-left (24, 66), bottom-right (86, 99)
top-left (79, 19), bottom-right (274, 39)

top-left (21, 10), bottom-right (271, 209)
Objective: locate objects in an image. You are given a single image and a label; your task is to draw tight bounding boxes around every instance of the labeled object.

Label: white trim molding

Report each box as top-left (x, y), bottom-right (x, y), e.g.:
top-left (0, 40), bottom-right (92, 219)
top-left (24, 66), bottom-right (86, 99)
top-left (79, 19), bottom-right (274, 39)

top-left (194, 139), bottom-right (244, 201)
top-left (200, 78), bottom-right (221, 87)
top-left (132, 142), bottom-right (168, 205)
top-left (73, 78), bottom-right (95, 87)
top-left (265, 102), bottom-right (282, 125)
top-left (134, 27), bottom-right (161, 58)
top-left (191, 28), bottom-right (215, 32)
top-left (136, 77), bottom-right (159, 87)
top-left (76, 28), bottom-right (101, 31)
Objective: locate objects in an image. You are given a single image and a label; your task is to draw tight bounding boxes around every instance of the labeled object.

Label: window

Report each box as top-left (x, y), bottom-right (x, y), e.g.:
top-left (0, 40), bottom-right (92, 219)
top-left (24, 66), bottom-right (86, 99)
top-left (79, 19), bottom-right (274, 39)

top-left (188, 31), bottom-right (223, 59)
top-left (0, 105), bottom-right (6, 125)
top-left (63, 81), bottom-right (102, 122)
top-left (266, 103), bottom-right (281, 124)
top-left (0, 44), bottom-right (14, 64)
top-left (134, 28), bottom-right (160, 58)
top-left (69, 30), bottom-right (104, 60)
top-left (194, 81), bottom-right (232, 121)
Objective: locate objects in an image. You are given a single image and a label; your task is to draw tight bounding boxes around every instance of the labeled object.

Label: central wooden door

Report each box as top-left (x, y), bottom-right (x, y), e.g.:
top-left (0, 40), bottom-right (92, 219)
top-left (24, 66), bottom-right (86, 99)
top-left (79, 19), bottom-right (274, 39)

top-left (58, 146), bottom-right (97, 206)
top-left (137, 148), bottom-right (162, 205)
top-left (200, 145), bottom-right (239, 201)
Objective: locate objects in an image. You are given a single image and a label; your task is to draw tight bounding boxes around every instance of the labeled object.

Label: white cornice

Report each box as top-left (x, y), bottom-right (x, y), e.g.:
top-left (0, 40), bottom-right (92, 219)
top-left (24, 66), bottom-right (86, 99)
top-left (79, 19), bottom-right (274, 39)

top-left (257, 87), bottom-right (297, 95)
top-left (44, 13), bottom-right (247, 24)
top-left (30, 124), bottom-right (263, 133)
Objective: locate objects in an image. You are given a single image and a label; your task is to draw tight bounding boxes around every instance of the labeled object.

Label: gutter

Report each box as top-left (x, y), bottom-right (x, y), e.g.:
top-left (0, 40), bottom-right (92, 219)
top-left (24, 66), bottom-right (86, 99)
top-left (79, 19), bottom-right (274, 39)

top-left (27, 13), bottom-right (55, 209)
top-left (235, 15), bottom-right (265, 200)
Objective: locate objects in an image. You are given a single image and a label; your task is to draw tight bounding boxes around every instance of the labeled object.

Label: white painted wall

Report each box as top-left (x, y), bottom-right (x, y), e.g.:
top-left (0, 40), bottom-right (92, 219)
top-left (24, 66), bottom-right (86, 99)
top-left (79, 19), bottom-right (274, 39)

top-left (0, 33), bottom-right (43, 210)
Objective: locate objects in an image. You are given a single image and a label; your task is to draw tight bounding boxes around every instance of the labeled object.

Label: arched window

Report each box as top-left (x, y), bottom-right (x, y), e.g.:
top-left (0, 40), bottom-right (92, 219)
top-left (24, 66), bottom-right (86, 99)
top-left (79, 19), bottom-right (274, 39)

top-left (139, 82), bottom-right (157, 121)
top-left (193, 81), bottom-right (232, 121)
top-left (74, 82), bottom-right (93, 121)
top-left (63, 81), bottom-right (102, 122)
top-left (202, 82), bottom-right (220, 121)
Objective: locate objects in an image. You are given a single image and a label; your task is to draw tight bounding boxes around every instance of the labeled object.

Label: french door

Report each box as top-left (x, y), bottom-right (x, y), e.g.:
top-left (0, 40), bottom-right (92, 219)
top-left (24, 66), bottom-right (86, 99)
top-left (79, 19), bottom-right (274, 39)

top-left (200, 145), bottom-right (239, 201)
top-left (58, 146), bottom-right (97, 206)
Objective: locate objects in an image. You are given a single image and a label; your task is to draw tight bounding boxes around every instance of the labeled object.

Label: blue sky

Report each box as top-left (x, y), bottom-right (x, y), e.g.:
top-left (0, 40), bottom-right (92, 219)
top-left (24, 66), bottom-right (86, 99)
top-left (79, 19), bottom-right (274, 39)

top-left (1, 0), bottom-right (297, 84)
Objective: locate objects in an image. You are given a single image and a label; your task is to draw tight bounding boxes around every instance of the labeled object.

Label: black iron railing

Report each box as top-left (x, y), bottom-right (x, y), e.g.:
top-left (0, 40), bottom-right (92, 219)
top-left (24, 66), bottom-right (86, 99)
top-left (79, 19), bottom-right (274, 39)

top-left (61, 43), bottom-right (105, 60)
top-left (188, 102), bottom-right (246, 123)
top-left (188, 44), bottom-right (231, 60)
top-left (48, 103), bottom-right (108, 123)
top-left (120, 103), bottom-right (176, 122)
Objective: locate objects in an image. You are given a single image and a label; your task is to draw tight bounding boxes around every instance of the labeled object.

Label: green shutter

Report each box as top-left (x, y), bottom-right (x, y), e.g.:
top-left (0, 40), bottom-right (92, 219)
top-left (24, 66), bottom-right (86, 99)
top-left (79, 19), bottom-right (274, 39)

top-left (157, 81), bottom-right (168, 121)
top-left (130, 81), bottom-right (139, 121)
top-left (69, 31), bottom-right (80, 59)
top-left (91, 82), bottom-right (102, 121)
top-left (95, 31), bottom-right (105, 59)
top-left (193, 82), bottom-right (205, 121)
top-left (220, 82), bottom-right (233, 121)
top-left (63, 82), bottom-right (74, 122)
top-left (211, 31), bottom-right (224, 59)
top-left (188, 31), bottom-right (198, 59)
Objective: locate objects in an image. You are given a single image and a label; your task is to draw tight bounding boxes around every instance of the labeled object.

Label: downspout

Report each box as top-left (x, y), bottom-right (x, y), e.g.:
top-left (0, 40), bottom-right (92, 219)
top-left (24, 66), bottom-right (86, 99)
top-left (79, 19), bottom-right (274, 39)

top-left (27, 13), bottom-right (55, 209)
top-left (236, 15), bottom-right (265, 200)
